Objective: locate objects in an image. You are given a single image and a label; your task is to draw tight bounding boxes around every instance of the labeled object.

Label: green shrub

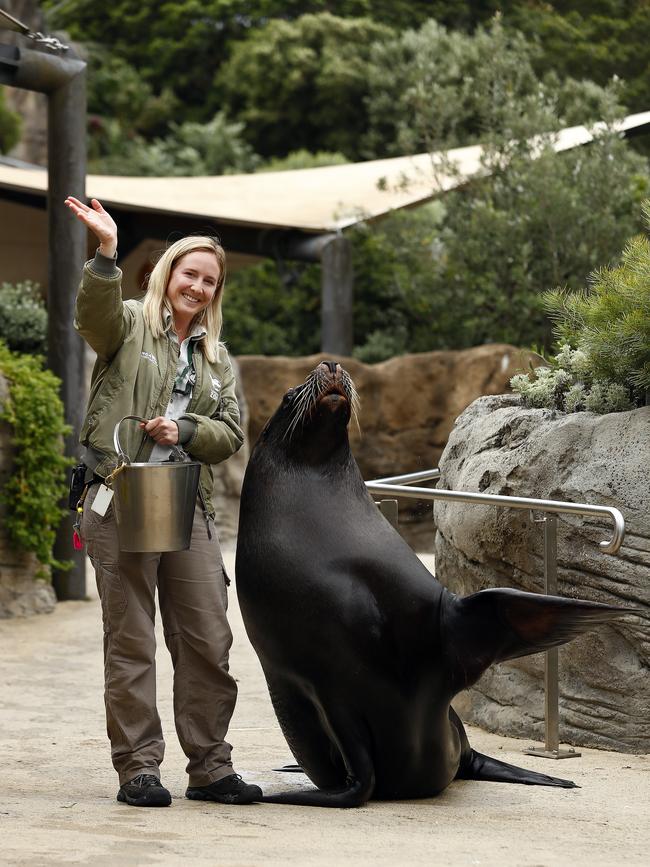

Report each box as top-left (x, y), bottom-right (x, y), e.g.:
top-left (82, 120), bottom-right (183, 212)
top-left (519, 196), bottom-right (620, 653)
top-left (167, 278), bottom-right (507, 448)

top-left (511, 206), bottom-right (650, 413)
top-left (0, 87), bottom-right (21, 154)
top-left (0, 281), bottom-right (48, 355)
top-left (0, 342), bottom-right (72, 575)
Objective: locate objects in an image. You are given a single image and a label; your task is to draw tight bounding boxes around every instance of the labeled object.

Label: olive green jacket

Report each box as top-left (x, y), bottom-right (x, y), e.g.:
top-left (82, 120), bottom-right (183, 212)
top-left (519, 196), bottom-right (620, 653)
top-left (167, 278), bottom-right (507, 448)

top-left (74, 259), bottom-right (243, 517)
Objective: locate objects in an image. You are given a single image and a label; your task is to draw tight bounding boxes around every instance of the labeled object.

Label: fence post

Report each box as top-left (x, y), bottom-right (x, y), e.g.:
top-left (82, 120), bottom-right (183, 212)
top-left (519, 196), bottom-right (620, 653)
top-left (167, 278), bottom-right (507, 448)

top-left (524, 514), bottom-right (580, 760)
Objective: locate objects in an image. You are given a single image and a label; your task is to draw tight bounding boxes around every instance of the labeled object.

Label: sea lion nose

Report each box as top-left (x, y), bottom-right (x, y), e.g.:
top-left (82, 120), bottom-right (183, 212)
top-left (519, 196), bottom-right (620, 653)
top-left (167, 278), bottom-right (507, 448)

top-left (320, 360), bottom-right (339, 374)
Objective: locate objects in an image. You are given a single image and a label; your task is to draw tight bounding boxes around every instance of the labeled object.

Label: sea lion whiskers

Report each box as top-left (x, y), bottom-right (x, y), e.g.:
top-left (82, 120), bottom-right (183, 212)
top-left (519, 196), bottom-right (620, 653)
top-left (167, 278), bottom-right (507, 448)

top-left (283, 376), bottom-right (319, 441)
top-left (284, 366), bottom-right (356, 442)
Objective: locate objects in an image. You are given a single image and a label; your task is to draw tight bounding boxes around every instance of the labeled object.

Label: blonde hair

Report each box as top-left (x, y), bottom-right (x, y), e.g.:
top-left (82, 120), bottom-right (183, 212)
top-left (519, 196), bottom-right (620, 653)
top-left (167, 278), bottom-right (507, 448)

top-left (142, 235), bottom-right (227, 363)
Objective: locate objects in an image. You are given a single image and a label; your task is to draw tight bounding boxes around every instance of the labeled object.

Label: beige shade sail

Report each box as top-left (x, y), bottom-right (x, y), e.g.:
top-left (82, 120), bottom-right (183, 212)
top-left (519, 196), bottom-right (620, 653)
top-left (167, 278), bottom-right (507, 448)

top-left (1, 112), bottom-right (649, 234)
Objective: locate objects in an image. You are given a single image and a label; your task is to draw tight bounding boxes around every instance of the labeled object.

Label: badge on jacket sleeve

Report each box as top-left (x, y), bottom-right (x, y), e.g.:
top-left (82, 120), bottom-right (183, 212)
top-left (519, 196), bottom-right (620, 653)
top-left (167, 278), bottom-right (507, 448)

top-left (209, 375), bottom-right (222, 401)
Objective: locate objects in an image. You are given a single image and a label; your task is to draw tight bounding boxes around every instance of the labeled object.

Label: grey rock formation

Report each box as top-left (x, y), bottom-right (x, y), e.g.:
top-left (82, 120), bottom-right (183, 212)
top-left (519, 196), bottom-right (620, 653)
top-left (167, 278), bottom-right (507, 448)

top-left (436, 394), bottom-right (649, 752)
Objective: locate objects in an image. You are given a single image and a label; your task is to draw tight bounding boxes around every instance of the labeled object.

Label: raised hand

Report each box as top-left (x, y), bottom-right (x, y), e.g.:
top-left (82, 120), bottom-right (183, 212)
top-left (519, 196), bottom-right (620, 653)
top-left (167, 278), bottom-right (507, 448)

top-left (65, 196), bottom-right (118, 257)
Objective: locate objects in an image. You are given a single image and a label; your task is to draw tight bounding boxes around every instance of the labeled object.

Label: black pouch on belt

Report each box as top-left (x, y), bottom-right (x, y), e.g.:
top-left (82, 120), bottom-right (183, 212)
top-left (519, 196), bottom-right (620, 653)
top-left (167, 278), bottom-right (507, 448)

top-left (68, 463), bottom-right (88, 510)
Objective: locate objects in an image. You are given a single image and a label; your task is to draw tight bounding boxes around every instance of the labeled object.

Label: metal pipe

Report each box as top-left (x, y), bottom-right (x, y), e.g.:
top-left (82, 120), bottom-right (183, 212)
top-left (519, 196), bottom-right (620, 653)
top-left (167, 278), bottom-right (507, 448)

top-left (376, 499), bottom-right (399, 529)
top-left (522, 515), bottom-right (580, 760)
top-left (370, 469), bottom-right (441, 485)
top-left (0, 43), bottom-right (84, 93)
top-left (364, 480), bottom-right (625, 554)
top-left (320, 235), bottom-right (353, 356)
top-left (47, 59), bottom-right (87, 600)
top-left (368, 471), bottom-right (619, 759)
top-left (544, 516), bottom-right (560, 752)
top-left (1, 38), bottom-right (89, 598)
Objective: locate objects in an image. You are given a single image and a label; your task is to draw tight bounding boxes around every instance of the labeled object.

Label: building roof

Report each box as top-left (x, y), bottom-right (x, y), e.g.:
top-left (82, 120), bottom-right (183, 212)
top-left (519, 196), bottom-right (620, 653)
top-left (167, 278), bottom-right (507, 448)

top-left (2, 111), bottom-right (650, 234)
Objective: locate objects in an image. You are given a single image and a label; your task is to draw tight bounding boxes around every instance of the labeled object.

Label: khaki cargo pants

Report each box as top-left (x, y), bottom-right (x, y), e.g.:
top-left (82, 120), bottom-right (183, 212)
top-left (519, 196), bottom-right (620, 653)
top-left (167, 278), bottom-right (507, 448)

top-left (82, 484), bottom-right (238, 787)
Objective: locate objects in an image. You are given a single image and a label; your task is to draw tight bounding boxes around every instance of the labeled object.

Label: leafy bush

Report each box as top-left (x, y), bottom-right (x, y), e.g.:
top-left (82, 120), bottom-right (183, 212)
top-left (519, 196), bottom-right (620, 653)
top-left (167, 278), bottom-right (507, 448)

top-left (258, 150), bottom-right (349, 172)
top-left (0, 87), bottom-right (21, 154)
top-left (511, 206), bottom-right (650, 413)
top-left (0, 281), bottom-right (48, 355)
top-left (0, 342), bottom-right (71, 574)
top-left (90, 112), bottom-right (259, 176)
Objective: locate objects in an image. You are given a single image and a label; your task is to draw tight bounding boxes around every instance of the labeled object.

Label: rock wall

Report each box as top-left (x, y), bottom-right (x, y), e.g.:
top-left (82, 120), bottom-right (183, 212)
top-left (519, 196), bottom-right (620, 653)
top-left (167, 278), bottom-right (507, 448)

top-left (0, 373), bottom-right (56, 618)
top-left (236, 345), bottom-right (536, 550)
top-left (435, 394), bottom-right (650, 752)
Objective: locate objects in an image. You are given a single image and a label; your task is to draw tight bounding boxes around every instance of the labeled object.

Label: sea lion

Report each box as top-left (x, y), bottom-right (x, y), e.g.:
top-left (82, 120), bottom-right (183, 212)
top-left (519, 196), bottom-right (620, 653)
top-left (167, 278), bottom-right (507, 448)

top-left (236, 361), bottom-right (629, 807)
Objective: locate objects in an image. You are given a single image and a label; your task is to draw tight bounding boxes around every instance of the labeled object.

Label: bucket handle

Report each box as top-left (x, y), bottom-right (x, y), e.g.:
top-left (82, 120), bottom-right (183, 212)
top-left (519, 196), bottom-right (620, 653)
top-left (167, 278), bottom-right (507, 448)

top-left (113, 415), bottom-right (192, 465)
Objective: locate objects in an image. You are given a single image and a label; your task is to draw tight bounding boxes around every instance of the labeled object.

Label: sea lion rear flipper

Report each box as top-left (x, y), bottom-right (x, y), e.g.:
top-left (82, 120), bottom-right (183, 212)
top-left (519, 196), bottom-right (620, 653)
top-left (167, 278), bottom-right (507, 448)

top-left (456, 749), bottom-right (577, 788)
top-left (446, 587), bottom-right (629, 688)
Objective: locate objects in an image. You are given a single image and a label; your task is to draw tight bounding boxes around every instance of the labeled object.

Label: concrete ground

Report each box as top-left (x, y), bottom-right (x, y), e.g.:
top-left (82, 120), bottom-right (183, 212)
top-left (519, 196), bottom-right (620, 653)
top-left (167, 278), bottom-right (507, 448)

top-left (1, 551), bottom-right (648, 866)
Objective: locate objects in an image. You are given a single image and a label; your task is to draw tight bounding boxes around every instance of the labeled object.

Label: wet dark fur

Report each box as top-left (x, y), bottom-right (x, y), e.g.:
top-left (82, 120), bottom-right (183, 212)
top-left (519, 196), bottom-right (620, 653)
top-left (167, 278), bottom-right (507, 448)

top-left (236, 362), bottom-right (630, 807)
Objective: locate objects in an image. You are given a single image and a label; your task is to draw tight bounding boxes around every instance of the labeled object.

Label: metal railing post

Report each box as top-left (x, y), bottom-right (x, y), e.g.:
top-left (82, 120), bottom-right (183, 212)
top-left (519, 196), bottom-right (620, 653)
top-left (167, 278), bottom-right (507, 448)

top-left (523, 514), bottom-right (579, 759)
top-left (365, 469), bottom-right (624, 761)
top-left (376, 499), bottom-right (399, 529)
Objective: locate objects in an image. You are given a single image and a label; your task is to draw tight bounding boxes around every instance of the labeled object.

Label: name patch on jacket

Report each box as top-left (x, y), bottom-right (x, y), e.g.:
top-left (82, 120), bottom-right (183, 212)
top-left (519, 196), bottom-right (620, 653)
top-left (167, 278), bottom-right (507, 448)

top-left (209, 375), bottom-right (222, 401)
top-left (141, 351), bottom-right (158, 367)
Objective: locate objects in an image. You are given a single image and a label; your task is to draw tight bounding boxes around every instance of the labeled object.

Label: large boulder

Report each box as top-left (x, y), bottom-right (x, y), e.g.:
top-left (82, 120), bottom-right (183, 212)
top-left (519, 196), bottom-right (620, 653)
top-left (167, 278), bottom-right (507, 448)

top-left (236, 345), bottom-right (536, 550)
top-left (435, 394), bottom-right (649, 752)
top-left (0, 373), bottom-right (56, 618)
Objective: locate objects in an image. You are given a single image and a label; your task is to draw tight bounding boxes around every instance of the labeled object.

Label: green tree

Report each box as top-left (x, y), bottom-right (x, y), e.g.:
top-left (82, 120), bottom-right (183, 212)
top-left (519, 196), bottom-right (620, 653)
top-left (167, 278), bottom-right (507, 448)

top-left (0, 87), bottom-right (21, 154)
top-left (363, 16), bottom-right (630, 159)
top-left (224, 259), bottom-right (321, 355)
top-left (258, 149), bottom-right (348, 171)
top-left (217, 13), bottom-right (393, 158)
top-left (504, 1), bottom-right (650, 116)
top-left (89, 112), bottom-right (259, 176)
top-left (42, 1), bottom-right (410, 119)
top-left (225, 19), bottom-right (648, 360)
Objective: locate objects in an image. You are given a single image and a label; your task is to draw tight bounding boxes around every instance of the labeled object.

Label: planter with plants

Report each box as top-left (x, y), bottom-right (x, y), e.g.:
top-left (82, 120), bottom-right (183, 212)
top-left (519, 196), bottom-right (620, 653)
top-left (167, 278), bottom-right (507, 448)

top-left (433, 211), bottom-right (649, 752)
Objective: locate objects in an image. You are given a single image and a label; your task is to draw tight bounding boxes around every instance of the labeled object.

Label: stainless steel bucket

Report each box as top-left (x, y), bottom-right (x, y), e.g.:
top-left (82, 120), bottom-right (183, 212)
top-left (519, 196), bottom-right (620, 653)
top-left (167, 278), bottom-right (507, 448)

top-left (110, 415), bottom-right (201, 552)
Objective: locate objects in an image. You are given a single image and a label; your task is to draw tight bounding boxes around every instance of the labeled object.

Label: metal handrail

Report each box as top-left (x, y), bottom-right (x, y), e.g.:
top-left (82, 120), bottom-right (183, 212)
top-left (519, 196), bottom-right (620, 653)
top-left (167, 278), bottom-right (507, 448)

top-left (365, 468), bottom-right (627, 759)
top-left (365, 471), bottom-right (624, 554)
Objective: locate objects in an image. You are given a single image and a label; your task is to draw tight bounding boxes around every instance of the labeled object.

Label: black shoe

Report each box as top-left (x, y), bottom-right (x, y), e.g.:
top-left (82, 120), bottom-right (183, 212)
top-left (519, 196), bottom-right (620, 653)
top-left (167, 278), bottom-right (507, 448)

top-left (117, 774), bottom-right (172, 807)
top-left (186, 773), bottom-right (263, 805)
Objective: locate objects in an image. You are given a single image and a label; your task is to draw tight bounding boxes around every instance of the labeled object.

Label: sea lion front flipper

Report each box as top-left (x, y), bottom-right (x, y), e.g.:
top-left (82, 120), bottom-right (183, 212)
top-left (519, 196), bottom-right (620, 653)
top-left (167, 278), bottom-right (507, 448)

top-left (446, 587), bottom-right (629, 689)
top-left (262, 710), bottom-right (376, 808)
top-left (456, 749), bottom-right (577, 788)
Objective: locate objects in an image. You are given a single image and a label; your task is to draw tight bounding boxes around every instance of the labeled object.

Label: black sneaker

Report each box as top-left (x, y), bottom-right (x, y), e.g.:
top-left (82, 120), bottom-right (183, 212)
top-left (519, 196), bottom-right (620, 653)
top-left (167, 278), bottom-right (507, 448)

top-left (117, 774), bottom-right (172, 807)
top-left (186, 773), bottom-right (263, 805)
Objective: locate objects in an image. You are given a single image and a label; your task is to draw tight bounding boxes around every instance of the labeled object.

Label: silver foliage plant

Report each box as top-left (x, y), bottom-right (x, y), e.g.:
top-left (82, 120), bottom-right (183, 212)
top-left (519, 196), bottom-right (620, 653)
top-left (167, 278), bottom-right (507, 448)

top-left (511, 344), bottom-right (634, 414)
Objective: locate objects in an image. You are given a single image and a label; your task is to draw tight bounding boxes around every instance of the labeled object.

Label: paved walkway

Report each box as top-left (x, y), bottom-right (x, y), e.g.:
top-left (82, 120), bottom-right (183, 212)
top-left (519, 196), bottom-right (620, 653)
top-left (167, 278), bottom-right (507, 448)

top-left (1, 552), bottom-right (648, 866)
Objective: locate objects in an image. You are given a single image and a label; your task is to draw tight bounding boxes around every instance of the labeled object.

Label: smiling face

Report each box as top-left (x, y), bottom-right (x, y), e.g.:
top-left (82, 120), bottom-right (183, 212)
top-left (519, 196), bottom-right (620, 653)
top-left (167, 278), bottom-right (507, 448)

top-left (165, 250), bottom-right (221, 333)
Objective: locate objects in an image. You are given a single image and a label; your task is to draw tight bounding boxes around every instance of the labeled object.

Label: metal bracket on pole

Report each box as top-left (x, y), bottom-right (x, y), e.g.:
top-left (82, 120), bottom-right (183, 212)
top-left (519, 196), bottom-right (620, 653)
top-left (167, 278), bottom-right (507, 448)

top-left (523, 513), bottom-right (581, 760)
top-left (376, 499), bottom-right (399, 529)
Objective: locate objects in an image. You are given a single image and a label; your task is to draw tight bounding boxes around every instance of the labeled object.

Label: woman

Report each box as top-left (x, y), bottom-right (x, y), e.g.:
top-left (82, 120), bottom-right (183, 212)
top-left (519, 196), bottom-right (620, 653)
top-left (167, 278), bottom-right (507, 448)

top-left (65, 196), bottom-right (262, 808)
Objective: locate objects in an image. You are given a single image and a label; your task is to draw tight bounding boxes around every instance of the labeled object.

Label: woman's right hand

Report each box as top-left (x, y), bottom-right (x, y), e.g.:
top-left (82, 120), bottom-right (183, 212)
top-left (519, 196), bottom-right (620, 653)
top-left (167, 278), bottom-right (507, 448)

top-left (65, 196), bottom-right (118, 257)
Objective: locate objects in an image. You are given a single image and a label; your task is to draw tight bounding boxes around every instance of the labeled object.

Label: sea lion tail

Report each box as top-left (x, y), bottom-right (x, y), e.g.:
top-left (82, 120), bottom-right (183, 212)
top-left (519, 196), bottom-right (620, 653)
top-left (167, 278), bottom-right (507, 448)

top-left (456, 749), bottom-right (578, 789)
top-left (446, 588), bottom-right (633, 689)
